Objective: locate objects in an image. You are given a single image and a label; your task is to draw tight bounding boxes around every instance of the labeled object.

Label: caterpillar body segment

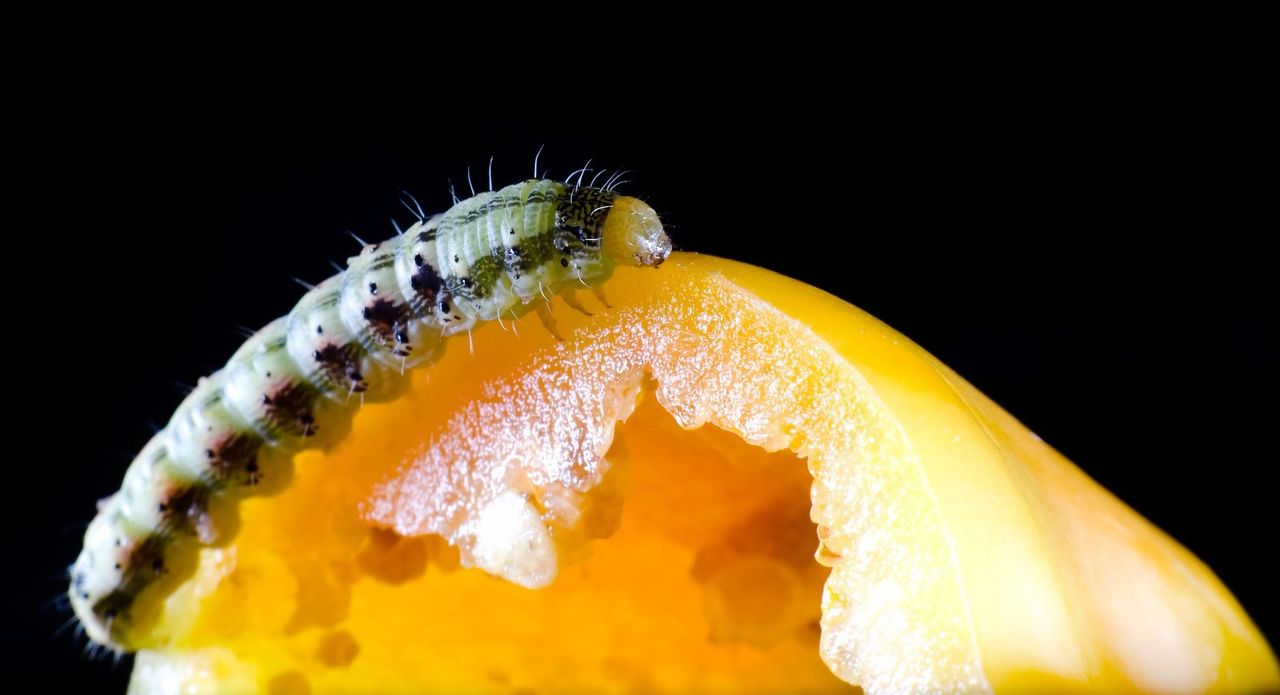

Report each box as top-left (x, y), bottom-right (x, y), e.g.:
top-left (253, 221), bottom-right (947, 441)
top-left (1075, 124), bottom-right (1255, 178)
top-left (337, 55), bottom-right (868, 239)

top-left (69, 178), bottom-right (671, 651)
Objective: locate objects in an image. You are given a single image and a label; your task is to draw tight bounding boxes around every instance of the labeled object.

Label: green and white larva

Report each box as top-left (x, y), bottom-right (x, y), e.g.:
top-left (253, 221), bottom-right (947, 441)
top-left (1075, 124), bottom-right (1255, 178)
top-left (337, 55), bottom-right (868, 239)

top-left (69, 176), bottom-right (671, 652)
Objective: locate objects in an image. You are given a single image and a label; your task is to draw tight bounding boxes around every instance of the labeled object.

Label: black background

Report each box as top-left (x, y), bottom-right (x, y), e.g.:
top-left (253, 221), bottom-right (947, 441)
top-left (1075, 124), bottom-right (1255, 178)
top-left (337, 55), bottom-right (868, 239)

top-left (9, 69), bottom-right (1274, 690)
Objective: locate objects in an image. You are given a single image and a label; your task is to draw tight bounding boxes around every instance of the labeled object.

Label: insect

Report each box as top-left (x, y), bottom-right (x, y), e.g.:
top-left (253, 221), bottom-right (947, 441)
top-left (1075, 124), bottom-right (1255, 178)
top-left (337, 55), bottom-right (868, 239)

top-left (68, 170), bottom-right (672, 652)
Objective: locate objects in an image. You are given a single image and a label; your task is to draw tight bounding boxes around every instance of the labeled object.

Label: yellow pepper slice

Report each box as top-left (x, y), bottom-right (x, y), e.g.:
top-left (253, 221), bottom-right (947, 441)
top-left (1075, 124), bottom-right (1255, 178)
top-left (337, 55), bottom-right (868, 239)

top-left (126, 254), bottom-right (1277, 694)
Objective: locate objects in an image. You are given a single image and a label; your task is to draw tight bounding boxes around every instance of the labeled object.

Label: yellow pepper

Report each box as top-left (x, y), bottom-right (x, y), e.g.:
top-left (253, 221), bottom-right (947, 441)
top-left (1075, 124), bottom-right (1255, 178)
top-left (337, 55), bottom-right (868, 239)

top-left (126, 254), bottom-right (1277, 693)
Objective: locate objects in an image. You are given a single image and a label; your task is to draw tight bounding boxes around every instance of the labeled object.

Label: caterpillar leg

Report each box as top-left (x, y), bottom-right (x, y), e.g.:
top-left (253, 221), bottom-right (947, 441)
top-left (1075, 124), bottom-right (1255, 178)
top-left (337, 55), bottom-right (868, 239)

top-left (562, 290), bottom-right (594, 317)
top-left (591, 286), bottom-right (612, 309)
top-left (535, 303), bottom-right (564, 341)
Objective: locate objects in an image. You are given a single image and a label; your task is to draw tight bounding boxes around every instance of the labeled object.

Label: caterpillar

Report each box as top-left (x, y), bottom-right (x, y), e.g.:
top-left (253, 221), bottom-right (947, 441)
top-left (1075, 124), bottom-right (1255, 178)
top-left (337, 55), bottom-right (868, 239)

top-left (69, 174), bottom-right (672, 652)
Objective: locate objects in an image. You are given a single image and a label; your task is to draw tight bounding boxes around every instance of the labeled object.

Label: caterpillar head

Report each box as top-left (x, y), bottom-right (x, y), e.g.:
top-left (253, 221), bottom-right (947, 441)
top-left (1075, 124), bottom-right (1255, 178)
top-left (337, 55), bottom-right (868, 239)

top-left (602, 196), bottom-right (671, 268)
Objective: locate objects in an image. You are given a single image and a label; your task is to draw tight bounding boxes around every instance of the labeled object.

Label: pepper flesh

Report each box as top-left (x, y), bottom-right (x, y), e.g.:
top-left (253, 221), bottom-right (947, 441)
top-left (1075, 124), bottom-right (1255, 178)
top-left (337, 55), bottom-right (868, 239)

top-left (126, 254), bottom-right (1277, 694)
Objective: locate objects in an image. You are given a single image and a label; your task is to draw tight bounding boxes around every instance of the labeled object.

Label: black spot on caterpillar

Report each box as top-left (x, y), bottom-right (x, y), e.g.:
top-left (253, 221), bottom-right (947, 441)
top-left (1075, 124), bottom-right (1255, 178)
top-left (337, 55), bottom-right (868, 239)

top-left (70, 177), bottom-right (672, 651)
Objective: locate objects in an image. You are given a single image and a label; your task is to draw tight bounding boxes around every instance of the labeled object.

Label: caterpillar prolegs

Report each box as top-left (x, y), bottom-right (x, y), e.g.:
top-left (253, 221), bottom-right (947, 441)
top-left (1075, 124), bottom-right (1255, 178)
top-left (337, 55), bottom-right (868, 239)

top-left (69, 177), bottom-right (672, 651)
